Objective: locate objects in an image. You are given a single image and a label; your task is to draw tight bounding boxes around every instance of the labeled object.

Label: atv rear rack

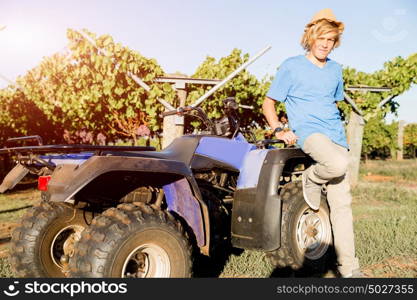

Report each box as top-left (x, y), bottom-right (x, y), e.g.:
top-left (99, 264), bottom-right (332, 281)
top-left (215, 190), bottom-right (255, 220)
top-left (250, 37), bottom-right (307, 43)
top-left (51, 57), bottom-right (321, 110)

top-left (0, 135), bottom-right (156, 193)
top-left (0, 144), bottom-right (156, 155)
top-left (1, 134), bottom-right (155, 155)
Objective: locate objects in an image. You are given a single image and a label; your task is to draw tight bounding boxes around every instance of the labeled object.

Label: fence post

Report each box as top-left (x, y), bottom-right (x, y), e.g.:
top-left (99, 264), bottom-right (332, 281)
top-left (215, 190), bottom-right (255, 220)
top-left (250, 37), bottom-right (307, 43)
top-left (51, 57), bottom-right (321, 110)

top-left (346, 111), bottom-right (365, 187)
top-left (397, 120), bottom-right (405, 160)
top-left (162, 79), bottom-right (187, 149)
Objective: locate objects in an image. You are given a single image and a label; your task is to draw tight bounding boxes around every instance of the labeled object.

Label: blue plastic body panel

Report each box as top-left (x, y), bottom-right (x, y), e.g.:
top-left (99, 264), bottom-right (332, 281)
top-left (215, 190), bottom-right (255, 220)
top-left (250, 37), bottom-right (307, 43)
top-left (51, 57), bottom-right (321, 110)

top-left (195, 135), bottom-right (256, 170)
top-left (236, 149), bottom-right (269, 189)
top-left (163, 178), bottom-right (205, 246)
top-left (195, 134), bottom-right (269, 189)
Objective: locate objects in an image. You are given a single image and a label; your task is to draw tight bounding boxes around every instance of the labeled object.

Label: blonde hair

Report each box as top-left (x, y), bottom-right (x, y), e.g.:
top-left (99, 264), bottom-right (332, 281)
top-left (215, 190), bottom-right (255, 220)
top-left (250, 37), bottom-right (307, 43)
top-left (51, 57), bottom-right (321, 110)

top-left (301, 19), bottom-right (342, 51)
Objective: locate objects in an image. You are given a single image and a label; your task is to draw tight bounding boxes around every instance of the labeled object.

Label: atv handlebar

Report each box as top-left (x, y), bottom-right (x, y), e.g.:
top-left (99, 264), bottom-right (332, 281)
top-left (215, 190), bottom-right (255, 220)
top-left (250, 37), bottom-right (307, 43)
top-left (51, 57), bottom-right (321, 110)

top-left (160, 97), bottom-right (253, 118)
top-left (159, 98), bottom-right (253, 139)
top-left (160, 110), bottom-right (178, 117)
top-left (255, 139), bottom-right (296, 149)
top-left (160, 106), bottom-right (193, 117)
top-left (159, 99), bottom-right (239, 137)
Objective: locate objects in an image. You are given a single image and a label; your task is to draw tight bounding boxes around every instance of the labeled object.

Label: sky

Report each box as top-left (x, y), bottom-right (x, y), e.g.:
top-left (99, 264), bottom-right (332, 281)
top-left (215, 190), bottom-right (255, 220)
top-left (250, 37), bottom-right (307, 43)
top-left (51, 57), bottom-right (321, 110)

top-left (0, 0), bottom-right (416, 122)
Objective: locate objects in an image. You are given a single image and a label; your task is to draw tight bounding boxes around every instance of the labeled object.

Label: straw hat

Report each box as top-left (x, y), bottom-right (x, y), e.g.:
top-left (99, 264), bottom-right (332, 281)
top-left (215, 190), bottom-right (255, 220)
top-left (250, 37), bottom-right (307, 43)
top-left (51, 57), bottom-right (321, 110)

top-left (305, 8), bottom-right (344, 33)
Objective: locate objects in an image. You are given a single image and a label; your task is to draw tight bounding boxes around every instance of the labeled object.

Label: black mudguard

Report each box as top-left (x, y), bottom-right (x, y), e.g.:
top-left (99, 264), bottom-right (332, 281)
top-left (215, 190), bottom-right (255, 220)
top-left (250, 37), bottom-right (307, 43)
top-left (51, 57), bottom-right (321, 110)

top-left (231, 148), bottom-right (312, 251)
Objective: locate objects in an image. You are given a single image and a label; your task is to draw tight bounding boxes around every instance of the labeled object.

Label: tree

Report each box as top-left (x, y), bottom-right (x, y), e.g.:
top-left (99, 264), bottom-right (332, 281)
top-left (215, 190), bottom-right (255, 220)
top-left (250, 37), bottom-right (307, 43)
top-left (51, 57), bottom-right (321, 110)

top-left (340, 53), bottom-right (416, 121)
top-left (0, 86), bottom-right (63, 145)
top-left (404, 123), bottom-right (417, 158)
top-left (361, 117), bottom-right (398, 160)
top-left (14, 29), bottom-right (176, 144)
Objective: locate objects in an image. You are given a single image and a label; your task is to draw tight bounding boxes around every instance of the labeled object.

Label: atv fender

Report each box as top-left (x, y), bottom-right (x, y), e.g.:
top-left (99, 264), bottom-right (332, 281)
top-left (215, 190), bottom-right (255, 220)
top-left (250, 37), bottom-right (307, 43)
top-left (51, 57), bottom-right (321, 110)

top-left (231, 148), bottom-right (311, 251)
top-left (46, 155), bottom-right (210, 252)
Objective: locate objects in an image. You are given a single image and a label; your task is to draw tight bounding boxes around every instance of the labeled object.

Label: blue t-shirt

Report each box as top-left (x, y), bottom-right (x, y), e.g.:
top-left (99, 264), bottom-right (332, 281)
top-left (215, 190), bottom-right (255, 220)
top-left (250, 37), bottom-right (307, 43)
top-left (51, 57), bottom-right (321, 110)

top-left (266, 55), bottom-right (348, 149)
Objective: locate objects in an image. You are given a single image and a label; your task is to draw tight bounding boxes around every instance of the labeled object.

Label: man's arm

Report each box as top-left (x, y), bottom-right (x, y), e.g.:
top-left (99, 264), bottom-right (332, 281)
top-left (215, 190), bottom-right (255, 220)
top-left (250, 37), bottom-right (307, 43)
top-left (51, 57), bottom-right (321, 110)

top-left (262, 97), bottom-right (298, 144)
top-left (262, 97), bottom-right (284, 131)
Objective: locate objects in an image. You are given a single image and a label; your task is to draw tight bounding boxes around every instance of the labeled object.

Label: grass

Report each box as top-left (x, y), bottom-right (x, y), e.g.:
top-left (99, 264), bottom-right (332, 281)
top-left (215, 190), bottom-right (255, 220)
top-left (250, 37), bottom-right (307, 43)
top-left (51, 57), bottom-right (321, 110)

top-left (218, 159), bottom-right (417, 278)
top-left (352, 181), bottom-right (417, 277)
top-left (0, 258), bottom-right (13, 278)
top-left (360, 159), bottom-right (417, 181)
top-left (0, 160), bottom-right (416, 278)
top-left (0, 187), bottom-right (40, 223)
top-left (220, 250), bottom-right (273, 278)
top-left (353, 160), bottom-right (417, 277)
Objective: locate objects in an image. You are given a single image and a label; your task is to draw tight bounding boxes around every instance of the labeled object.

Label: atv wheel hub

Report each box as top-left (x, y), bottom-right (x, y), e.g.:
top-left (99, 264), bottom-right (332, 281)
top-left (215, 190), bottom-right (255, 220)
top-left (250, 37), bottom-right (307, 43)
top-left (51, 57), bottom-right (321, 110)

top-left (50, 224), bottom-right (84, 270)
top-left (296, 209), bottom-right (332, 260)
top-left (122, 244), bottom-right (171, 278)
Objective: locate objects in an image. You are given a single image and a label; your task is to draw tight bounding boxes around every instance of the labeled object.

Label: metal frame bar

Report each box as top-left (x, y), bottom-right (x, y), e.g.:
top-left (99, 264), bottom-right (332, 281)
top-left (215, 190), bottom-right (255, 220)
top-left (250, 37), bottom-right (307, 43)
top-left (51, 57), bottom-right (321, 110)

top-left (377, 95), bottom-right (396, 108)
top-left (343, 92), bottom-right (365, 116)
top-left (344, 86), bottom-right (394, 119)
top-left (154, 77), bottom-right (221, 85)
top-left (346, 86), bottom-right (391, 93)
top-left (76, 29), bottom-right (271, 113)
top-left (191, 46), bottom-right (272, 108)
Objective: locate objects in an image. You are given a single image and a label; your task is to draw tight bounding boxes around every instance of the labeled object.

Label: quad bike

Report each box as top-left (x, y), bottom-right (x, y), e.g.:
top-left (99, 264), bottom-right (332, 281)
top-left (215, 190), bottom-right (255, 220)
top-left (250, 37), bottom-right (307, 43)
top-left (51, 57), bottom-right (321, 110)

top-left (1, 97), bottom-right (333, 278)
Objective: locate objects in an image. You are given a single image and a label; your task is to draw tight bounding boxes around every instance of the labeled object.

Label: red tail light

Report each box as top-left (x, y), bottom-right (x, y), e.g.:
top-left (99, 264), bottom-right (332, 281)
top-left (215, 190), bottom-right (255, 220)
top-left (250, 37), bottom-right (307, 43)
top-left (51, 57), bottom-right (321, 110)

top-left (38, 176), bottom-right (51, 191)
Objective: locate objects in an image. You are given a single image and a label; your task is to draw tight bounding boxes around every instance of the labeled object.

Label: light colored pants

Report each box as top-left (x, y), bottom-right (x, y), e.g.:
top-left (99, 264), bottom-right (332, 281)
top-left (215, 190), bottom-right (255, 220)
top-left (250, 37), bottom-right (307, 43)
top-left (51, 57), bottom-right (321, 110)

top-left (303, 133), bottom-right (360, 276)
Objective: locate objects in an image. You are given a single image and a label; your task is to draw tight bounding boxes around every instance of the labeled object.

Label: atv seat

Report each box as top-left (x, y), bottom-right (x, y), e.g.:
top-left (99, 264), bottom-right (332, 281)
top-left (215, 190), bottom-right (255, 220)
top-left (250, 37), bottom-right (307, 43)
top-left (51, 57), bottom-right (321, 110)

top-left (105, 136), bottom-right (202, 166)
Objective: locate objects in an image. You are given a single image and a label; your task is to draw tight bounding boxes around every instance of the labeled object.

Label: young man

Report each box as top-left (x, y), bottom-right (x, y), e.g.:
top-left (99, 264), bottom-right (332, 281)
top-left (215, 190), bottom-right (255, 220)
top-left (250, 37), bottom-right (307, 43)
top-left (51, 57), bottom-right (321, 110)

top-left (263, 8), bottom-right (363, 278)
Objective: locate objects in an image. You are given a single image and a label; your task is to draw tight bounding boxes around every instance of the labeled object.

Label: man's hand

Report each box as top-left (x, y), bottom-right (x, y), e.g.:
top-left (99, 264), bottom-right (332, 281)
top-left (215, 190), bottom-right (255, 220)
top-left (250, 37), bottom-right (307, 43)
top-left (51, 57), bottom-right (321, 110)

top-left (262, 97), bottom-right (298, 145)
top-left (275, 130), bottom-right (298, 145)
